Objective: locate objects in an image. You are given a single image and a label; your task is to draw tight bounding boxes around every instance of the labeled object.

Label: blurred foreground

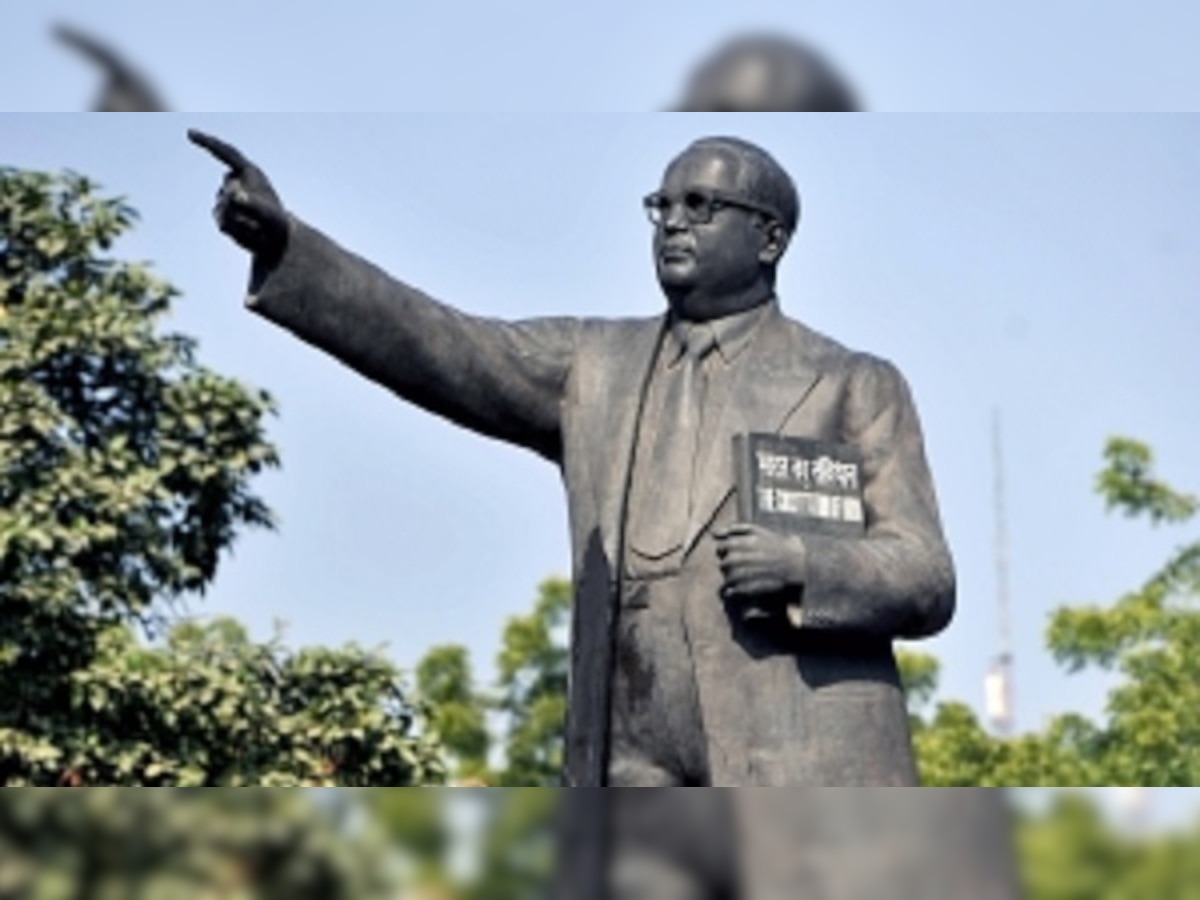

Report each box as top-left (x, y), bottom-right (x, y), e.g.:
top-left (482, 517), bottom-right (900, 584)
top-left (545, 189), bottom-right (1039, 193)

top-left (6, 788), bottom-right (1200, 899)
top-left (53, 24), bottom-right (167, 111)
top-left (672, 34), bottom-right (860, 111)
top-left (46, 25), bottom-right (858, 113)
top-left (18, 12), bottom-right (1195, 111)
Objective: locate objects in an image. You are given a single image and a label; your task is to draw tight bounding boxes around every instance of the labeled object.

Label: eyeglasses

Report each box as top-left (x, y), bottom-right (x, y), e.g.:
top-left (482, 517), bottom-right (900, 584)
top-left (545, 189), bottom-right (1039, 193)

top-left (643, 189), bottom-right (782, 227)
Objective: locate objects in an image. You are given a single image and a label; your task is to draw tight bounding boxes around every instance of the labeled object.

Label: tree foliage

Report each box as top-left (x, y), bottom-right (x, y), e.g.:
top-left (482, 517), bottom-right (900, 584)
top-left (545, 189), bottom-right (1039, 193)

top-left (0, 788), bottom-right (400, 899)
top-left (465, 789), bottom-right (557, 900)
top-left (909, 436), bottom-right (1200, 787)
top-left (1016, 791), bottom-right (1200, 900)
top-left (415, 578), bottom-right (569, 786)
top-left (417, 645), bottom-right (491, 781)
top-left (365, 789), bottom-right (557, 900)
top-left (363, 790), bottom-right (456, 893)
top-left (0, 167), bottom-right (443, 786)
top-left (493, 578), bottom-right (569, 787)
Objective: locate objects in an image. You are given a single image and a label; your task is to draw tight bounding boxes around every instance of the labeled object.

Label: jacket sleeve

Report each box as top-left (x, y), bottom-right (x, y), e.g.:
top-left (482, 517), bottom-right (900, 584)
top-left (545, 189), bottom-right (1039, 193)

top-left (794, 355), bottom-right (956, 639)
top-left (245, 217), bottom-right (580, 462)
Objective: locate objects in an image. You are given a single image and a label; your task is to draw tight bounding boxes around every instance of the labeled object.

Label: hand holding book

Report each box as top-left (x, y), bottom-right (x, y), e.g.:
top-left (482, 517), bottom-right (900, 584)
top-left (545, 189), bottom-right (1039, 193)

top-left (725, 433), bottom-right (867, 624)
top-left (714, 523), bottom-right (808, 621)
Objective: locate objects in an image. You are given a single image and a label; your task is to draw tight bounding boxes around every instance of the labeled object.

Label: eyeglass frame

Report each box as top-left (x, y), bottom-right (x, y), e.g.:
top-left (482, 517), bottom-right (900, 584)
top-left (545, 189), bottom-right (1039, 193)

top-left (642, 188), bottom-right (784, 228)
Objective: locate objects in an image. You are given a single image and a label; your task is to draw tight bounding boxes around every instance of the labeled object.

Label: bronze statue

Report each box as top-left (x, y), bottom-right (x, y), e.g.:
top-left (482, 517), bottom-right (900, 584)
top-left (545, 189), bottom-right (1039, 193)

top-left (190, 129), bottom-right (954, 787)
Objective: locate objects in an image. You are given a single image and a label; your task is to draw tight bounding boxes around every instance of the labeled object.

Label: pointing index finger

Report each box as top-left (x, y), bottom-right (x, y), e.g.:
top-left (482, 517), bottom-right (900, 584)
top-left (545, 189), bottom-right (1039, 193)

top-left (187, 128), bottom-right (250, 173)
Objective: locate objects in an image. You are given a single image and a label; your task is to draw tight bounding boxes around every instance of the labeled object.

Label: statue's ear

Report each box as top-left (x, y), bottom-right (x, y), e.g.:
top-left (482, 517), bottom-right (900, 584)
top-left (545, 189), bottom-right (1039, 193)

top-left (759, 221), bottom-right (789, 265)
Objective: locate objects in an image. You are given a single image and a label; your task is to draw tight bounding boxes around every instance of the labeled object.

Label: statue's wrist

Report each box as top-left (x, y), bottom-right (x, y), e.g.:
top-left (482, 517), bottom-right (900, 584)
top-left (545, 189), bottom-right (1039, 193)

top-left (248, 214), bottom-right (292, 295)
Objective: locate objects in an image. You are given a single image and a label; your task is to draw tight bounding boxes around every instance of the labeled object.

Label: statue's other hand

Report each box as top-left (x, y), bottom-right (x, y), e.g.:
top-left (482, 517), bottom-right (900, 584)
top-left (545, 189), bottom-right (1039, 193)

top-left (188, 129), bottom-right (288, 262)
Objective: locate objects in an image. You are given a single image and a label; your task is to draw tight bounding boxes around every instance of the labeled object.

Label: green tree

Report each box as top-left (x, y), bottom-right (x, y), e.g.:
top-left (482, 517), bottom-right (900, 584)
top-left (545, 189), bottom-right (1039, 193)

top-left (466, 789), bottom-right (557, 900)
top-left (415, 577), bottom-right (569, 787)
top-left (906, 437), bottom-right (1200, 787)
top-left (0, 167), bottom-right (443, 785)
top-left (1016, 790), bottom-right (1200, 900)
top-left (896, 647), bottom-right (941, 716)
top-left (417, 645), bottom-right (491, 781)
top-left (1017, 792), bottom-right (1137, 900)
top-left (53, 617), bottom-right (446, 786)
top-left (493, 578), bottom-right (570, 787)
top-left (0, 788), bottom-right (401, 899)
top-left (1041, 437), bottom-right (1200, 785)
top-left (365, 789), bottom-right (557, 900)
top-left (364, 790), bottom-right (456, 893)
top-left (899, 648), bottom-right (1016, 785)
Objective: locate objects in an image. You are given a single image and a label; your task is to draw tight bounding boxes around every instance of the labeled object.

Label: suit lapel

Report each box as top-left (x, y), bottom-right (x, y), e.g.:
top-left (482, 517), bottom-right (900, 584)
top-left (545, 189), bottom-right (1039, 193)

top-left (595, 317), bottom-right (668, 566)
top-left (683, 308), bottom-right (824, 555)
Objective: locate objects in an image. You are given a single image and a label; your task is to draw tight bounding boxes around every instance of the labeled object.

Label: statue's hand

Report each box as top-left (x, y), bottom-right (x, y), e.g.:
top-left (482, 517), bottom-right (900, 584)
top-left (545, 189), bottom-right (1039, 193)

top-left (188, 129), bottom-right (288, 262)
top-left (714, 523), bottom-right (806, 602)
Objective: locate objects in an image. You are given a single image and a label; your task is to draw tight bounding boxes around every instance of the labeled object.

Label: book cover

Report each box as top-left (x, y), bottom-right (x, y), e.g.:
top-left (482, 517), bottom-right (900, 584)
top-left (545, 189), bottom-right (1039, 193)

top-left (733, 433), bottom-right (867, 538)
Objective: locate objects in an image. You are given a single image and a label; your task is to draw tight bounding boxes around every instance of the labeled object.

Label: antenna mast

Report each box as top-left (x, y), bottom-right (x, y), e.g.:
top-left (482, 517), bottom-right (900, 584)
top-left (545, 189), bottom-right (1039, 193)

top-left (985, 409), bottom-right (1015, 735)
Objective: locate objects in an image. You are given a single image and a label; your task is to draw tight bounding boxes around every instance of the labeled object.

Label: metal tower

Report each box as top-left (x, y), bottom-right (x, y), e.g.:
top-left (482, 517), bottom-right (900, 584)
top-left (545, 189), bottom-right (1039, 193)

top-left (985, 409), bottom-right (1015, 735)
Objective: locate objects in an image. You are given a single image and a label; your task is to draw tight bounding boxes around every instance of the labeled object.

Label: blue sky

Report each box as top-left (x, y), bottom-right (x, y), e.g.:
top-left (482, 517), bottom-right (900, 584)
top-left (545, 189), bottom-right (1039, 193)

top-left (4, 117), bottom-right (1200, 815)
top-left (3, 2), bottom-right (1200, 111)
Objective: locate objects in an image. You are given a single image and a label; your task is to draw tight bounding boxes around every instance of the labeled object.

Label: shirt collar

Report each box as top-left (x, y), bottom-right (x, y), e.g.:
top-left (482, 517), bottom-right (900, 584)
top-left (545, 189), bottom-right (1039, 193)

top-left (668, 298), bottom-right (775, 367)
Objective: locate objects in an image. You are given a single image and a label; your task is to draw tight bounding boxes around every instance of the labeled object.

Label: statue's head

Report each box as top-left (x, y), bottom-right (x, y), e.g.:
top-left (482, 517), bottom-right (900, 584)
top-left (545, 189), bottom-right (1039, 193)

top-left (675, 34), bottom-right (860, 112)
top-left (646, 137), bottom-right (799, 321)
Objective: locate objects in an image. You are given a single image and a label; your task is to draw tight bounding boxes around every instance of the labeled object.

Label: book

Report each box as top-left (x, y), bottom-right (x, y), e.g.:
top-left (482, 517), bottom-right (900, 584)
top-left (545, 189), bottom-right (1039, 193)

top-left (732, 433), bottom-right (867, 623)
top-left (733, 433), bottom-right (867, 538)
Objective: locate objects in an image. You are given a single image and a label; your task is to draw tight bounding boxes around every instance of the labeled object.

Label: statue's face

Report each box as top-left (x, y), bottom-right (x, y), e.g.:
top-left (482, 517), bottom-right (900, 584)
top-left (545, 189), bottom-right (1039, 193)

top-left (653, 147), bottom-right (771, 318)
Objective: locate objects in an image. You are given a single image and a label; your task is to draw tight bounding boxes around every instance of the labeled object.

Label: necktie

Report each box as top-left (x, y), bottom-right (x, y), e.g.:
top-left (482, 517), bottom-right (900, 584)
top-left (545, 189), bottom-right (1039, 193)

top-left (630, 322), bottom-right (718, 560)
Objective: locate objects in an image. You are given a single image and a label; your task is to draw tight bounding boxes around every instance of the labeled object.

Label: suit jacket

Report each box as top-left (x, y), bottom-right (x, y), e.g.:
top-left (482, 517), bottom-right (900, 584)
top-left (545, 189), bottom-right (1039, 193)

top-left (248, 219), bottom-right (956, 787)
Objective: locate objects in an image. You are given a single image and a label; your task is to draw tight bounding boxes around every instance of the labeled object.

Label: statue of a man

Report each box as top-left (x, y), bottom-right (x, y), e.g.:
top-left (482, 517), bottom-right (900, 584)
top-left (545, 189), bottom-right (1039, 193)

top-left (190, 128), bottom-right (955, 787)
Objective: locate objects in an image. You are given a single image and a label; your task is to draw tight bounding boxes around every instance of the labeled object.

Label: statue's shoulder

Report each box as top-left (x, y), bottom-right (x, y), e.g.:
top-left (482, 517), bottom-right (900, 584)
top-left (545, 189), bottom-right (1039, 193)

top-left (575, 314), bottom-right (664, 352)
top-left (579, 314), bottom-right (663, 336)
top-left (775, 308), bottom-right (852, 367)
top-left (776, 309), bottom-right (905, 386)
